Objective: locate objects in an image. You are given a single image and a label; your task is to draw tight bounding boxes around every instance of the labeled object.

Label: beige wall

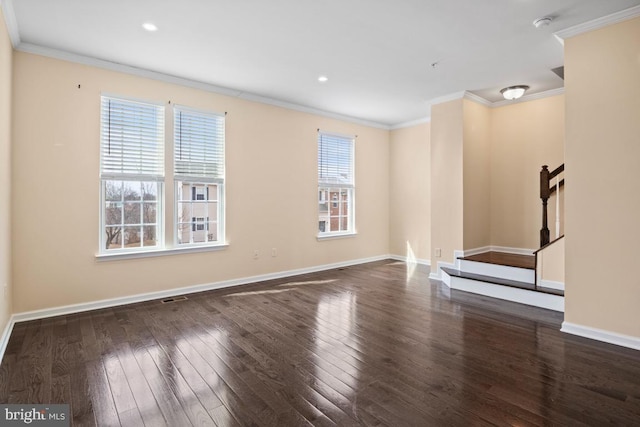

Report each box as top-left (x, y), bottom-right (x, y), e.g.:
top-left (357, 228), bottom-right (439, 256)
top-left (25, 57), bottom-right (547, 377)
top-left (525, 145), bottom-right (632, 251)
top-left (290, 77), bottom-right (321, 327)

top-left (463, 99), bottom-right (491, 250)
top-left (389, 122), bottom-right (430, 261)
top-left (564, 17), bottom-right (640, 337)
top-left (11, 52), bottom-right (390, 313)
top-left (0, 9), bottom-right (12, 332)
top-left (490, 95), bottom-right (565, 249)
top-left (430, 99), bottom-right (464, 266)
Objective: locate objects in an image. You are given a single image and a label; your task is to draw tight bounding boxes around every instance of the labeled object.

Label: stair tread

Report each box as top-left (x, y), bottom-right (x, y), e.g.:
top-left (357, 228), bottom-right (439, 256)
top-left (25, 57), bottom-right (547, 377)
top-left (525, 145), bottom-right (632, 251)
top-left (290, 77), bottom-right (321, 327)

top-left (441, 267), bottom-right (564, 296)
top-left (460, 251), bottom-right (535, 270)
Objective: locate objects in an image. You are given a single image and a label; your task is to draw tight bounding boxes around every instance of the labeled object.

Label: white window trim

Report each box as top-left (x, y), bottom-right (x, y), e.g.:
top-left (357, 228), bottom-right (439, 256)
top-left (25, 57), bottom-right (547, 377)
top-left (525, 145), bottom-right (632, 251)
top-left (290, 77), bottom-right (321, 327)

top-left (98, 95), bottom-right (229, 258)
top-left (317, 231), bottom-right (358, 241)
top-left (317, 131), bottom-right (356, 238)
top-left (173, 105), bottom-right (226, 248)
top-left (95, 243), bottom-right (229, 261)
top-left (99, 94), bottom-right (165, 254)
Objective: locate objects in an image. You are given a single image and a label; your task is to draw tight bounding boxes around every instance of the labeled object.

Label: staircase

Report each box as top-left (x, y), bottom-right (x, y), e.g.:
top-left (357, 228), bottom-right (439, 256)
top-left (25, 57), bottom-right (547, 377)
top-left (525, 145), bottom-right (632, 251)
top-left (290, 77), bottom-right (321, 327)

top-left (439, 163), bottom-right (566, 312)
top-left (441, 251), bottom-right (564, 312)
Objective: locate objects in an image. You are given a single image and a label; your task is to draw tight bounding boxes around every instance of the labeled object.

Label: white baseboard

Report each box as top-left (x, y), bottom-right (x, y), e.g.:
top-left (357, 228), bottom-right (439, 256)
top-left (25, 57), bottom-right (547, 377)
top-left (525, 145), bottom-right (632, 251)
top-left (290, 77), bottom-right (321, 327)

top-left (388, 254), bottom-right (430, 266)
top-left (561, 322), bottom-right (640, 351)
top-left (539, 279), bottom-right (564, 291)
top-left (429, 259), bottom-right (458, 282)
top-left (464, 246), bottom-right (535, 257)
top-left (429, 249), bottom-right (463, 281)
top-left (0, 317), bottom-right (15, 367)
top-left (463, 246), bottom-right (492, 257)
top-left (9, 255), bottom-right (390, 326)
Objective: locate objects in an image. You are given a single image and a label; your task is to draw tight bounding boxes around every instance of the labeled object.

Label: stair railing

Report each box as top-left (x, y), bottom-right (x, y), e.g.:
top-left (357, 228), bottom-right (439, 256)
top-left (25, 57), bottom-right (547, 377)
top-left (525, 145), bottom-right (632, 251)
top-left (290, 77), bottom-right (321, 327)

top-left (540, 164), bottom-right (564, 247)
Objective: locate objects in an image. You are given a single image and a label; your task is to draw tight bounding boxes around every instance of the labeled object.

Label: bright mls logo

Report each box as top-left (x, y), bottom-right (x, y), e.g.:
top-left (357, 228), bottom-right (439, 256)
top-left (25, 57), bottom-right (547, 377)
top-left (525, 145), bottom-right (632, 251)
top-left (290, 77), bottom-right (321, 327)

top-left (0, 405), bottom-right (69, 426)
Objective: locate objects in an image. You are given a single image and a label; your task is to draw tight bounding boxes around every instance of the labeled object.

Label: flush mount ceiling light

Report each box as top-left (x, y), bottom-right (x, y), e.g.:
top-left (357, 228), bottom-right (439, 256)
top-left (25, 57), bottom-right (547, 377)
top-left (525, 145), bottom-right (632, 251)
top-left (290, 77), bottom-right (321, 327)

top-left (500, 85), bottom-right (530, 100)
top-left (142, 22), bottom-right (158, 32)
top-left (318, 75), bottom-right (329, 83)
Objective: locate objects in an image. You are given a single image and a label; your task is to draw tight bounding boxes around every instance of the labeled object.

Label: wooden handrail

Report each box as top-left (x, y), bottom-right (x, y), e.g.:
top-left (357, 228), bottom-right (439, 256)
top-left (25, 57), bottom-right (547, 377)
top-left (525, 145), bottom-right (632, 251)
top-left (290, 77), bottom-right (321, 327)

top-left (533, 234), bottom-right (564, 255)
top-left (540, 164), bottom-right (564, 247)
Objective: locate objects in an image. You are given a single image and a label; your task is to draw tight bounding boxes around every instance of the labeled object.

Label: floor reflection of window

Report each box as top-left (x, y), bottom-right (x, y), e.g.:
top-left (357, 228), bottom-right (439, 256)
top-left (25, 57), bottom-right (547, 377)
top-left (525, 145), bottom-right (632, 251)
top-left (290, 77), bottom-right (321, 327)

top-left (314, 293), bottom-right (360, 390)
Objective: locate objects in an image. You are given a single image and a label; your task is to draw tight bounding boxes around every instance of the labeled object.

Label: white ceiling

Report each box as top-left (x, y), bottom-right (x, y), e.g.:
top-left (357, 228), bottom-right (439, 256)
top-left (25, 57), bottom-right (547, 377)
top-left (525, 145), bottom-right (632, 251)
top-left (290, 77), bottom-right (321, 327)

top-left (5, 0), bottom-right (640, 127)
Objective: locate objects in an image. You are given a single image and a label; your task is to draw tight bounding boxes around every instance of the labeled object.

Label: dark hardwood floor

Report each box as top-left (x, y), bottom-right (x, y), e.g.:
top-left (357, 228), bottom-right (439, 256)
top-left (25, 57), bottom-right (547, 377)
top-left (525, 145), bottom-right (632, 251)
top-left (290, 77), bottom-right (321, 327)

top-left (1, 260), bottom-right (640, 426)
top-left (461, 251), bottom-right (536, 269)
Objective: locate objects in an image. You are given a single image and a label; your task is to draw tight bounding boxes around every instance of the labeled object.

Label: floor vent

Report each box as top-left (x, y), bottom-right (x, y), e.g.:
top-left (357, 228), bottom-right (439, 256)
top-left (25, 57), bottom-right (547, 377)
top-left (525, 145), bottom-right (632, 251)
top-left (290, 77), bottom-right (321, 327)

top-left (161, 296), bottom-right (188, 304)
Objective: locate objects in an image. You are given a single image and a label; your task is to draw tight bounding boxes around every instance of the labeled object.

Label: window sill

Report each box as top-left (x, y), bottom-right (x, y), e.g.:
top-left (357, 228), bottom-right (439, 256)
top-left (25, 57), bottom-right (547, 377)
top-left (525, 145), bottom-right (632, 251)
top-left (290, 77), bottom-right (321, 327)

top-left (95, 243), bottom-right (229, 261)
top-left (317, 232), bottom-right (357, 241)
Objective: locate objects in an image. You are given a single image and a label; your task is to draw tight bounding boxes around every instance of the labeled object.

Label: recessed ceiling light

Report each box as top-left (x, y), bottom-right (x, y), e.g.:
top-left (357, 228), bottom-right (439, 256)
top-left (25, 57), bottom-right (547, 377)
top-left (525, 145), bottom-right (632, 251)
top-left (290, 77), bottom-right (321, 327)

top-left (142, 22), bottom-right (158, 32)
top-left (318, 75), bottom-right (329, 83)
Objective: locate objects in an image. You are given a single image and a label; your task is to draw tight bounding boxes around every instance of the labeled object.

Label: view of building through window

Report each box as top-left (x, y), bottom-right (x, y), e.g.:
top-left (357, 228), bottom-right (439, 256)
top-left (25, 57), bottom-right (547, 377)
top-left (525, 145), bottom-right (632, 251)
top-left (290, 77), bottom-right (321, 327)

top-left (176, 182), bottom-right (219, 244)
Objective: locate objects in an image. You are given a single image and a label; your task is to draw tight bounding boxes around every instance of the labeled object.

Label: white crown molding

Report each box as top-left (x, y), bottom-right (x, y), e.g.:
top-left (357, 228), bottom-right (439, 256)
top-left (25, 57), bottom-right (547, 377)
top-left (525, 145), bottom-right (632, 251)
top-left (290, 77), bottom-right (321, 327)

top-left (561, 322), bottom-right (640, 351)
top-left (16, 42), bottom-right (391, 131)
top-left (427, 91), bottom-right (467, 107)
top-left (0, 0), bottom-right (20, 47)
top-left (463, 91), bottom-right (492, 107)
top-left (421, 87), bottom-right (563, 121)
top-left (491, 87), bottom-right (565, 108)
top-left (389, 116), bottom-right (431, 131)
top-left (554, 5), bottom-right (640, 42)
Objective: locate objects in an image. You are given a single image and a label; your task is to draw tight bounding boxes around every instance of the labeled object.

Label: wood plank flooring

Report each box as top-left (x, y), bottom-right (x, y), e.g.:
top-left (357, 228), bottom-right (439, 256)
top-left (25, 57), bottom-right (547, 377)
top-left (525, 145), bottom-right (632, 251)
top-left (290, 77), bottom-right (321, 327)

top-left (2, 260), bottom-right (640, 426)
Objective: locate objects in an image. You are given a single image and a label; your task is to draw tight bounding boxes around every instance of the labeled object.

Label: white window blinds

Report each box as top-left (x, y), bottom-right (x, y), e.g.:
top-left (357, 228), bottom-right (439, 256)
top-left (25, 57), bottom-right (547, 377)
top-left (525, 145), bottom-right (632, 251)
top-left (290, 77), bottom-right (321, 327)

top-left (318, 132), bottom-right (354, 186)
top-left (100, 96), bottom-right (165, 179)
top-left (174, 107), bottom-right (225, 182)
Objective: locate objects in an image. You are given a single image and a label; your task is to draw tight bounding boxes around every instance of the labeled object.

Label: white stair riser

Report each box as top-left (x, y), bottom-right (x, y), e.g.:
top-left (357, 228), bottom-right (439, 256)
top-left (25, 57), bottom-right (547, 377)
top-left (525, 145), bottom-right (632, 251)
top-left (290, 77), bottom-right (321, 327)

top-left (443, 272), bottom-right (564, 312)
top-left (459, 259), bottom-right (535, 284)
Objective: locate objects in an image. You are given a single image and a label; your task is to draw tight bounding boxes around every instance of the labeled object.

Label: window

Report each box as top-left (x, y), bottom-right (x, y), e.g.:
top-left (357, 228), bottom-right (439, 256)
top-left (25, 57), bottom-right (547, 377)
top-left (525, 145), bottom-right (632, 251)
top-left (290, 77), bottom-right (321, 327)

top-left (100, 96), bottom-right (164, 252)
top-left (174, 106), bottom-right (225, 246)
top-left (318, 131), bottom-right (354, 235)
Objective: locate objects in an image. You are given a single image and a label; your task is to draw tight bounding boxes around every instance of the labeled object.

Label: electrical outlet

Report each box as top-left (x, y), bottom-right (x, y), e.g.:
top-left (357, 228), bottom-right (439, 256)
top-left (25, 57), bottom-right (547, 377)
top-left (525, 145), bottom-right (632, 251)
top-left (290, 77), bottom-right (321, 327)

top-left (253, 250), bottom-right (259, 260)
top-left (271, 248), bottom-right (277, 257)
top-left (435, 248), bottom-right (442, 257)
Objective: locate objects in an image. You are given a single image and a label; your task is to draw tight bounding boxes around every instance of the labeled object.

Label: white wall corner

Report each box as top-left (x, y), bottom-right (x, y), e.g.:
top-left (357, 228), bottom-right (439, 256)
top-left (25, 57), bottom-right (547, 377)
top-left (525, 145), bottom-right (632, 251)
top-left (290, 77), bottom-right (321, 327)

top-left (561, 322), bottom-right (640, 351)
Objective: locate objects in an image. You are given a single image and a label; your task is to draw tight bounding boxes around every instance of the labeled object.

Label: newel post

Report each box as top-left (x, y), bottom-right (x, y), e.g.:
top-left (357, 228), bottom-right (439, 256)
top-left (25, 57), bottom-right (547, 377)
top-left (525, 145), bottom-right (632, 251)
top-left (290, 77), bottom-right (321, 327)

top-left (540, 165), bottom-right (550, 246)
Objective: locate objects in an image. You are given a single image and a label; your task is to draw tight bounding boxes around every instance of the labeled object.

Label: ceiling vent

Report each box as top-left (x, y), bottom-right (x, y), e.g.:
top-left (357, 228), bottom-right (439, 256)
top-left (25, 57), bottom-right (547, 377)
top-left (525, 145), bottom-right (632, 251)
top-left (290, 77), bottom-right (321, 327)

top-left (551, 66), bottom-right (565, 80)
